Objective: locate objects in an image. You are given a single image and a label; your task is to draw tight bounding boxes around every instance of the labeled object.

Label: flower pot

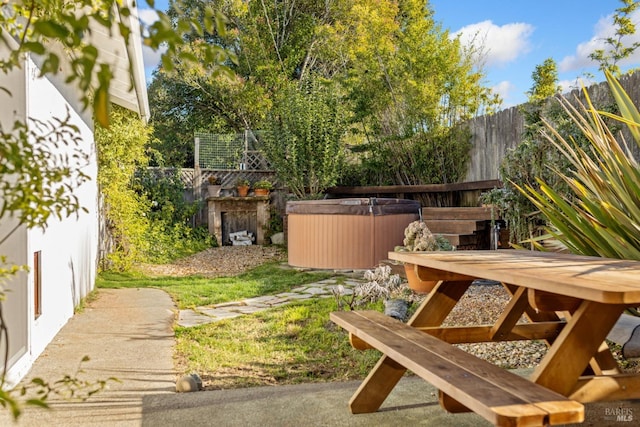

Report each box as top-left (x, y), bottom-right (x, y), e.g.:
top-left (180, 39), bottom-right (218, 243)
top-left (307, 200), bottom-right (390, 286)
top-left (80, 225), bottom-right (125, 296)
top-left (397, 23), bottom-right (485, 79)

top-left (207, 185), bottom-right (222, 197)
top-left (237, 185), bottom-right (249, 197)
top-left (404, 263), bottom-right (438, 294)
top-left (254, 188), bottom-right (270, 196)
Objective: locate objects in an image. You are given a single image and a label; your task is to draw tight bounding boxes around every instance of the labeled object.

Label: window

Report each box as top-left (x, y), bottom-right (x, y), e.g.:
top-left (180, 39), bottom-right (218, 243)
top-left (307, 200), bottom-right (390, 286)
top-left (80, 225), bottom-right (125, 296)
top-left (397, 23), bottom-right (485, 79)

top-left (34, 251), bottom-right (41, 319)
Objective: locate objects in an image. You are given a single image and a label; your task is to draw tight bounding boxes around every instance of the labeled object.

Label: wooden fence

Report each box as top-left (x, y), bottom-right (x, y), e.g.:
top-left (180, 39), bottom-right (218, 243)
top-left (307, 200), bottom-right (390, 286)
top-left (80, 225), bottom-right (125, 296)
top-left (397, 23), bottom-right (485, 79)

top-left (464, 71), bottom-right (640, 182)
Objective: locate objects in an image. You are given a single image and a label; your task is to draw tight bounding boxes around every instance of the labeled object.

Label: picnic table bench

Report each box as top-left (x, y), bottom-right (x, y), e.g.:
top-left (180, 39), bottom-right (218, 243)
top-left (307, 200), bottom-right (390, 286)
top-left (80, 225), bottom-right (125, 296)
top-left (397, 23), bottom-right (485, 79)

top-left (330, 250), bottom-right (640, 426)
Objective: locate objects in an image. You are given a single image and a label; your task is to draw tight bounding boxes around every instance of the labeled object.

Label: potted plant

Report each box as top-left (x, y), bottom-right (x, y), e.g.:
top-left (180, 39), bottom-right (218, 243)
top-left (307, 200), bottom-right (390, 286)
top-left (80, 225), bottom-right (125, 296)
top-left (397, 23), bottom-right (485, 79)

top-left (395, 220), bottom-right (453, 293)
top-left (207, 175), bottom-right (222, 197)
top-left (253, 179), bottom-right (273, 196)
top-left (235, 178), bottom-right (250, 197)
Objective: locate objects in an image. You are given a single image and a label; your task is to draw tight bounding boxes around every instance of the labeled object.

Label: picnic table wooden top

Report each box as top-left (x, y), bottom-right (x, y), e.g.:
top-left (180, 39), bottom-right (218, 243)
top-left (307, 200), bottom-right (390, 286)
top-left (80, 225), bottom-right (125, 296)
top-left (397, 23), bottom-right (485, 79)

top-left (389, 250), bottom-right (640, 305)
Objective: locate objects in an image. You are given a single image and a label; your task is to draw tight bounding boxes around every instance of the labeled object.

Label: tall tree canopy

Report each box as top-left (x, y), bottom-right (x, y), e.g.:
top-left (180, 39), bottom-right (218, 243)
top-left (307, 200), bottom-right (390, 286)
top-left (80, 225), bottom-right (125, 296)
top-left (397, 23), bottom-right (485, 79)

top-left (148, 0), bottom-right (500, 168)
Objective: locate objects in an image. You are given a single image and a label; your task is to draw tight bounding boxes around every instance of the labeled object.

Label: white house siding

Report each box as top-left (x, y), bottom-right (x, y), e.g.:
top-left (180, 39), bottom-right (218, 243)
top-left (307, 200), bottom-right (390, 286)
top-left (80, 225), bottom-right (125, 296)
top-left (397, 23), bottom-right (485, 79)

top-left (25, 55), bottom-right (99, 357)
top-left (0, 55), bottom-right (99, 385)
top-left (0, 38), bottom-right (30, 385)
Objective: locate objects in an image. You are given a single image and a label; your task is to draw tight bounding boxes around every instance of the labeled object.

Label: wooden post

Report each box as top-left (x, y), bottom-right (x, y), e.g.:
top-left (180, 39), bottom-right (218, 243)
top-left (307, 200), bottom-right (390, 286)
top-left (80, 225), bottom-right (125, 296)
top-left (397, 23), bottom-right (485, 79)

top-left (194, 137), bottom-right (203, 225)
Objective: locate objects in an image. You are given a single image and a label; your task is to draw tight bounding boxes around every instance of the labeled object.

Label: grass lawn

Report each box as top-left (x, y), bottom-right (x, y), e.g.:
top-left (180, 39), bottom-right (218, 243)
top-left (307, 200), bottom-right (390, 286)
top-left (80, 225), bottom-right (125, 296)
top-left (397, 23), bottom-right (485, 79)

top-left (97, 261), bottom-right (382, 389)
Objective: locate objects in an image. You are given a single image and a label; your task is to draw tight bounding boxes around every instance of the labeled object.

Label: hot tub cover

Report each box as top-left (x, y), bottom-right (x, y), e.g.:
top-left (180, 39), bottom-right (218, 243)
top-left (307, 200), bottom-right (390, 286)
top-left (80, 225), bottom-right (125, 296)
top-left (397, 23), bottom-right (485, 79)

top-left (285, 198), bottom-right (420, 216)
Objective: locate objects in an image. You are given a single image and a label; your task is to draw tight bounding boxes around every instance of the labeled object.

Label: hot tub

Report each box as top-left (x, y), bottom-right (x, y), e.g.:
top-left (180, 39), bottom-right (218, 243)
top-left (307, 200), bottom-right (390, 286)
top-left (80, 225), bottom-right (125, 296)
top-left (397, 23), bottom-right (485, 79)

top-left (286, 198), bottom-right (420, 269)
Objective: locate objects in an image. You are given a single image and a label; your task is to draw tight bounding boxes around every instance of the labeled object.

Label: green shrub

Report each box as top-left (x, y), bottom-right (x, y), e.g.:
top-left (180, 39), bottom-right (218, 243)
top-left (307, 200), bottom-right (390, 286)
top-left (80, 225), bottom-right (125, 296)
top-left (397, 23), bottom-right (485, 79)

top-left (339, 125), bottom-right (471, 186)
top-left (136, 169), bottom-right (215, 263)
top-left (518, 70), bottom-right (640, 259)
top-left (262, 76), bottom-right (348, 199)
top-left (96, 105), bottom-right (151, 271)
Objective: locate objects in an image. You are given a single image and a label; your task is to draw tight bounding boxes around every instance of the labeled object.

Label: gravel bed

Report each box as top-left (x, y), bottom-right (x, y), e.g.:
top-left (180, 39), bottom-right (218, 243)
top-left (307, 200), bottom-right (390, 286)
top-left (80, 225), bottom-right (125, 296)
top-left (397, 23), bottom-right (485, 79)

top-left (442, 284), bottom-right (548, 369)
top-left (135, 245), bottom-right (287, 278)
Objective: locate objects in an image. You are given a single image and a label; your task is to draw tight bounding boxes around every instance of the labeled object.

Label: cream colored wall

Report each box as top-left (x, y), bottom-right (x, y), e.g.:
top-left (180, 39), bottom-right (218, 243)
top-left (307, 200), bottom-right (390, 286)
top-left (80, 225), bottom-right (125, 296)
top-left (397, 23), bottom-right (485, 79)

top-left (25, 57), bottom-right (99, 363)
top-left (0, 51), bottom-right (99, 385)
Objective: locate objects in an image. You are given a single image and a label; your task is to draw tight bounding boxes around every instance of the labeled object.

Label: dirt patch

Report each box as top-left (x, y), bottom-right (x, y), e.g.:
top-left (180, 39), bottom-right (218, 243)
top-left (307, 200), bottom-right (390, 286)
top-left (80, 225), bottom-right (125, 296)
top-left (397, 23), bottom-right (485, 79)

top-left (135, 245), bottom-right (287, 278)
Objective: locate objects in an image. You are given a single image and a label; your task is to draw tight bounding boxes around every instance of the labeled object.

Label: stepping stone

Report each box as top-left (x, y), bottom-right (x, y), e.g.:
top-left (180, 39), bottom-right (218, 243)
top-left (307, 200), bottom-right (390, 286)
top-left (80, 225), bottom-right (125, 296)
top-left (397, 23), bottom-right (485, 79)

top-left (303, 287), bottom-right (330, 295)
top-left (264, 297), bottom-right (289, 306)
top-left (244, 296), bottom-right (279, 304)
top-left (232, 305), bottom-right (268, 314)
top-left (214, 301), bottom-right (247, 308)
top-left (276, 292), bottom-right (301, 298)
top-left (286, 294), bottom-right (313, 300)
top-left (178, 310), bottom-right (216, 327)
top-left (198, 308), bottom-right (243, 320)
top-left (343, 280), bottom-right (362, 287)
top-left (326, 285), bottom-right (353, 295)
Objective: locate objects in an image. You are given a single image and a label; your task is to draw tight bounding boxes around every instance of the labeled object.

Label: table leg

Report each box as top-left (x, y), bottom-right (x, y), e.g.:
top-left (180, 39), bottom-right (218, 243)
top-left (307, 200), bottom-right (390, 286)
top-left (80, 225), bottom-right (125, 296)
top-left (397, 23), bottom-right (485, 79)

top-left (349, 355), bottom-right (405, 413)
top-left (348, 280), bottom-right (472, 413)
top-left (531, 301), bottom-right (626, 396)
top-left (409, 280), bottom-right (472, 326)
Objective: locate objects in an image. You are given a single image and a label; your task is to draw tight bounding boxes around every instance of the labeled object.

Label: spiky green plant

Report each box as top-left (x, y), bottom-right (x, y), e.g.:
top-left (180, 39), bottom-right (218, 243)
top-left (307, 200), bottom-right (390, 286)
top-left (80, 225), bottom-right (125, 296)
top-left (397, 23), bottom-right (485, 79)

top-left (516, 70), bottom-right (640, 259)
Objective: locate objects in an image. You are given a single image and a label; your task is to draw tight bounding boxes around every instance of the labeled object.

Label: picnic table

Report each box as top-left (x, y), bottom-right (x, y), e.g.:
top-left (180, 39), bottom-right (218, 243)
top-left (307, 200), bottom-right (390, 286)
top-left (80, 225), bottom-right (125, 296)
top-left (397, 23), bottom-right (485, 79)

top-left (331, 250), bottom-right (640, 426)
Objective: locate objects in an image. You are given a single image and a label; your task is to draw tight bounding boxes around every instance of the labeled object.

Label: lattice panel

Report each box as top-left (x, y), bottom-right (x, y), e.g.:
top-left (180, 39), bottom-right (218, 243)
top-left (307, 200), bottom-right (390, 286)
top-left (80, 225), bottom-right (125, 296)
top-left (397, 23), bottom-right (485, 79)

top-left (196, 132), bottom-right (244, 169)
top-left (196, 131), bottom-right (271, 171)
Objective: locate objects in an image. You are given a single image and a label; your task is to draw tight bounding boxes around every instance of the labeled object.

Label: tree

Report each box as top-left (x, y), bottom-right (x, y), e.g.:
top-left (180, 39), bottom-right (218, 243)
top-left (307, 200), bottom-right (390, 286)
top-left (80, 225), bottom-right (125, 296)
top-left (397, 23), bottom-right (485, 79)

top-left (262, 76), bottom-right (348, 199)
top-left (589, 0), bottom-right (640, 76)
top-left (148, 0), bottom-right (336, 166)
top-left (527, 58), bottom-right (559, 103)
top-left (149, 0), bottom-right (498, 193)
top-left (313, 0), bottom-right (497, 137)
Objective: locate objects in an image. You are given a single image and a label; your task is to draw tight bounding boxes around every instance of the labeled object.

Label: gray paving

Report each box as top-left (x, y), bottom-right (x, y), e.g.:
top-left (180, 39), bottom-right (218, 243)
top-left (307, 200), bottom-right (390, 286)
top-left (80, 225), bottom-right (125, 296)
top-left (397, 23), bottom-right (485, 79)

top-left (176, 276), bottom-right (358, 327)
top-left (2, 287), bottom-right (638, 426)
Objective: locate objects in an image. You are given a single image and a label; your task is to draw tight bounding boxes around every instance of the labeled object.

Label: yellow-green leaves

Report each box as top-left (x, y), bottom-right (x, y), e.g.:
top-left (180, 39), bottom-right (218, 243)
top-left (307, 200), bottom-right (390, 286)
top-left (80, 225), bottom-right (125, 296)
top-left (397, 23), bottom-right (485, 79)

top-left (519, 72), bottom-right (640, 260)
top-left (1, 1), bottom-right (235, 127)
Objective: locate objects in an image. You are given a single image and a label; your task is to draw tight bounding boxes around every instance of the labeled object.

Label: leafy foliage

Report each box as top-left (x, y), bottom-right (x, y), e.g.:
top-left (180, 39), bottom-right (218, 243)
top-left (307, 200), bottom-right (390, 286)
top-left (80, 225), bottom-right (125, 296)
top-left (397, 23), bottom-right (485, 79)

top-left (136, 169), bottom-right (215, 263)
top-left (96, 105), bottom-right (151, 271)
top-left (518, 70), bottom-right (640, 259)
top-left (149, 0), bottom-right (498, 187)
top-left (0, 0), bottom-right (235, 127)
top-left (589, 0), bottom-right (640, 77)
top-left (262, 77), bottom-right (349, 198)
top-left (97, 107), bottom-right (215, 270)
top-left (0, 112), bottom-right (90, 243)
top-left (483, 96), bottom-right (577, 246)
top-left (486, 57), bottom-right (621, 246)
top-left (340, 125), bottom-right (472, 186)
top-left (527, 58), bottom-right (560, 103)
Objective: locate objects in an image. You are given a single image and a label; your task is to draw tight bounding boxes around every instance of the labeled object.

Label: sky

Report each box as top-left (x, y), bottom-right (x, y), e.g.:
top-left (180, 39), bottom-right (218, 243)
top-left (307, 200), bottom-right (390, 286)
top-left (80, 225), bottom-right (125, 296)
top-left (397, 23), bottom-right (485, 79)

top-left (138, 0), bottom-right (640, 109)
top-left (430, 0), bottom-right (640, 107)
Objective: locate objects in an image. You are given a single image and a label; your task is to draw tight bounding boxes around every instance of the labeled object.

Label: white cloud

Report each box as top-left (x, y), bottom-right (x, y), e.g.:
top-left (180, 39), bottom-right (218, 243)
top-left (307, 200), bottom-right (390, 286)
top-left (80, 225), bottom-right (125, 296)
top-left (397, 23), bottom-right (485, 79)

top-left (142, 44), bottom-right (166, 72)
top-left (559, 10), bottom-right (640, 73)
top-left (557, 76), bottom-right (596, 95)
top-left (137, 8), bottom-right (166, 74)
top-left (453, 20), bottom-right (535, 67)
top-left (138, 8), bottom-right (160, 27)
top-left (492, 80), bottom-right (515, 101)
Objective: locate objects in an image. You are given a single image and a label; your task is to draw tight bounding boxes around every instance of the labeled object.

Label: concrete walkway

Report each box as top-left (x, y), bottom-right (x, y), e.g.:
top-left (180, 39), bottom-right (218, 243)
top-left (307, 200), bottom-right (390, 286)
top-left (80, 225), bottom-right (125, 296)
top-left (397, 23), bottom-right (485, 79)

top-left (2, 287), bottom-right (639, 426)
